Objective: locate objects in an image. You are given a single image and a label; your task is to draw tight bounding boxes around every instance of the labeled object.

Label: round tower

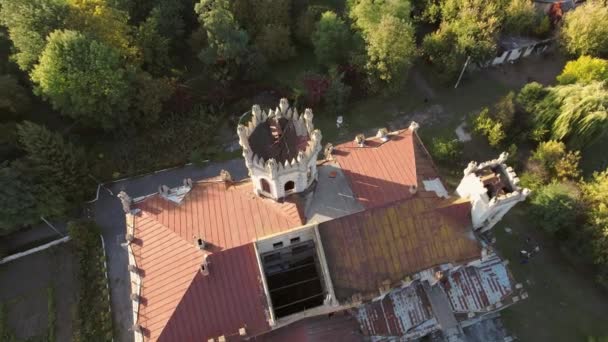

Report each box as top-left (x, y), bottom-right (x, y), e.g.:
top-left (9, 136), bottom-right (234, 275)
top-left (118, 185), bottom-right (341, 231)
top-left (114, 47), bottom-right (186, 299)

top-left (237, 99), bottom-right (322, 200)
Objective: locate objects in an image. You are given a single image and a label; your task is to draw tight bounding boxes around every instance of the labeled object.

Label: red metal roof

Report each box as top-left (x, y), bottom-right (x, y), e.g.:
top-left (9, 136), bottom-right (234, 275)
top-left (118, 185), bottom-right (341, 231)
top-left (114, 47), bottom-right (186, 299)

top-left (332, 130), bottom-right (419, 208)
top-left (135, 180), bottom-right (305, 251)
top-left (132, 212), bottom-right (271, 341)
top-left (158, 244), bottom-right (270, 341)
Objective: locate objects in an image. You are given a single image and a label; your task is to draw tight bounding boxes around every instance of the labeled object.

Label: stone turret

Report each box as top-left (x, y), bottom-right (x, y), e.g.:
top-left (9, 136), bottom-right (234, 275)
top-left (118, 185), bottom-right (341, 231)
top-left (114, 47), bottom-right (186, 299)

top-left (456, 152), bottom-right (530, 232)
top-left (237, 99), bottom-right (323, 200)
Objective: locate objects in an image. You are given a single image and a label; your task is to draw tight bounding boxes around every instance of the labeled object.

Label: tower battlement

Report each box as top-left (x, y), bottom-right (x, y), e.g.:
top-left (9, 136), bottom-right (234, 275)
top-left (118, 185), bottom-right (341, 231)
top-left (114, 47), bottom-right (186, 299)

top-left (237, 99), bottom-right (322, 200)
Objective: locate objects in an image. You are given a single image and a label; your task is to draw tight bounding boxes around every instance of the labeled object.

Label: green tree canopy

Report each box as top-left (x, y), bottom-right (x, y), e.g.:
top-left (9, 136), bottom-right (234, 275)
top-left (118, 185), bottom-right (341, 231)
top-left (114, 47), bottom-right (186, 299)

top-left (365, 15), bottom-right (417, 90)
top-left (530, 181), bottom-right (582, 235)
top-left (561, 0), bottom-right (608, 57)
top-left (0, 163), bottom-right (40, 233)
top-left (581, 170), bottom-right (608, 285)
top-left (312, 11), bottom-right (351, 67)
top-left (422, 0), bottom-right (501, 81)
top-left (195, 0), bottom-right (249, 66)
top-left (295, 5), bottom-right (331, 46)
top-left (31, 30), bottom-right (133, 129)
top-left (502, 0), bottom-right (538, 36)
top-left (349, 0), bottom-right (417, 91)
top-left (0, 0), bottom-right (69, 71)
top-left (0, 75), bottom-right (31, 119)
top-left (557, 56), bottom-right (608, 85)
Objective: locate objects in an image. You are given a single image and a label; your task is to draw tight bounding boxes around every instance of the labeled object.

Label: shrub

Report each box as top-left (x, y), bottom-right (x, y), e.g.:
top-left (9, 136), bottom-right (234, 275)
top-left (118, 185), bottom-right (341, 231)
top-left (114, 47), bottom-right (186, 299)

top-left (69, 220), bottom-right (113, 341)
top-left (530, 182), bottom-right (582, 236)
top-left (531, 140), bottom-right (581, 181)
top-left (560, 0), bottom-right (608, 57)
top-left (473, 108), bottom-right (506, 147)
top-left (430, 137), bottom-right (463, 164)
top-left (556, 56), bottom-right (608, 85)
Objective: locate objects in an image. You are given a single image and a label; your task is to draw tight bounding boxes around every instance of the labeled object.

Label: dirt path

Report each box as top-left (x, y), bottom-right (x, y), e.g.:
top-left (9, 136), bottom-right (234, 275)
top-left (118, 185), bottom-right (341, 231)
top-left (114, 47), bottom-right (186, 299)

top-left (411, 68), bottom-right (437, 99)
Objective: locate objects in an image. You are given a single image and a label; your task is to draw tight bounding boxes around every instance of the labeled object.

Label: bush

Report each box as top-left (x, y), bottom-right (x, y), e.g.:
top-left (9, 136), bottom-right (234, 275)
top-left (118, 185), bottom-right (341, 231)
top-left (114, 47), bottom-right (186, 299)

top-left (556, 56), bottom-right (608, 85)
top-left (294, 5), bottom-right (331, 46)
top-left (473, 108), bottom-right (506, 147)
top-left (69, 220), bottom-right (113, 341)
top-left (560, 0), bottom-right (608, 57)
top-left (530, 140), bottom-right (581, 181)
top-left (530, 182), bottom-right (582, 236)
top-left (430, 137), bottom-right (463, 164)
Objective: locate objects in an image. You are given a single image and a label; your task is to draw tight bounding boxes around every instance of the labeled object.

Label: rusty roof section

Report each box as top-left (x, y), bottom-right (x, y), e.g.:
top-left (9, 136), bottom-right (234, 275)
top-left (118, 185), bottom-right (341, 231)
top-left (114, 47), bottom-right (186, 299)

top-left (132, 213), bottom-right (271, 341)
top-left (318, 197), bottom-right (481, 301)
top-left (134, 179), bottom-right (305, 251)
top-left (332, 130), bottom-right (440, 209)
top-left (355, 282), bottom-right (437, 337)
top-left (253, 312), bottom-right (364, 342)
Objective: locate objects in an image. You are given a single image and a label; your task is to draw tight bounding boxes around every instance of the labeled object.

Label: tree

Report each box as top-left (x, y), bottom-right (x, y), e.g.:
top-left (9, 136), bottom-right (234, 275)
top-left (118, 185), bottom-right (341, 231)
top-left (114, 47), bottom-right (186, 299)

top-left (67, 0), bottom-right (137, 59)
top-left (502, 0), bottom-right (538, 36)
top-left (0, 75), bottom-right (30, 119)
top-left (135, 15), bottom-right (172, 75)
top-left (312, 12), bottom-right (351, 67)
top-left (0, 163), bottom-right (39, 233)
top-left (560, 0), bottom-right (608, 57)
top-left (473, 107), bottom-right (506, 147)
top-left (422, 0), bottom-right (501, 81)
top-left (195, 0), bottom-right (250, 79)
top-left (530, 182), bottom-right (582, 235)
top-left (557, 56), bottom-right (608, 85)
top-left (132, 72), bottom-right (174, 124)
top-left (365, 15), bottom-right (417, 90)
top-left (295, 5), bottom-right (331, 46)
top-left (17, 121), bottom-right (89, 203)
top-left (324, 69), bottom-right (352, 115)
top-left (493, 91), bottom-right (516, 128)
top-left (0, 0), bottom-right (69, 71)
top-left (31, 30), bottom-right (132, 129)
top-left (254, 25), bottom-right (295, 62)
top-left (349, 0), bottom-right (412, 35)
top-left (430, 137), bottom-right (463, 164)
top-left (581, 170), bottom-right (608, 286)
top-left (531, 140), bottom-right (580, 181)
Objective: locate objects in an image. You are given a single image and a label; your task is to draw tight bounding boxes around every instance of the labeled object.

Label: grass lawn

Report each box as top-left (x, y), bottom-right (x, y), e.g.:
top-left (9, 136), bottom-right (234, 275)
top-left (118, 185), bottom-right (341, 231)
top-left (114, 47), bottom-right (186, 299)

top-left (493, 208), bottom-right (608, 342)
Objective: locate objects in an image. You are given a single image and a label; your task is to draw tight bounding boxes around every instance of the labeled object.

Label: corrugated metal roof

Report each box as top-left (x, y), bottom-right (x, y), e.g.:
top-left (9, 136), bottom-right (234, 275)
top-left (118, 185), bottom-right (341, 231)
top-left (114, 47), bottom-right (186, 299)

top-left (441, 255), bottom-right (512, 313)
top-left (356, 282), bottom-right (434, 336)
top-left (318, 198), bottom-right (481, 301)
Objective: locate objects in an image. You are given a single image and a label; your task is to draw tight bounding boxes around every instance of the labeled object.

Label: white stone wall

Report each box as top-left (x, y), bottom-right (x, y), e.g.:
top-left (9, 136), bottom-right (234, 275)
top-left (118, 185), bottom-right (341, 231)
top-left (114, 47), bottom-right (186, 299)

top-left (456, 153), bottom-right (530, 232)
top-left (238, 99), bottom-right (322, 200)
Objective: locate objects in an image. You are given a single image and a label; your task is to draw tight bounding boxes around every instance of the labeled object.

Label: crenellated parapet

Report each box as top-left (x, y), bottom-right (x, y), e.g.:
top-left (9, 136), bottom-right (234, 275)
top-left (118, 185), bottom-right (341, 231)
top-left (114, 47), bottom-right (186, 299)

top-left (237, 99), bottom-right (322, 200)
top-left (457, 152), bottom-right (530, 232)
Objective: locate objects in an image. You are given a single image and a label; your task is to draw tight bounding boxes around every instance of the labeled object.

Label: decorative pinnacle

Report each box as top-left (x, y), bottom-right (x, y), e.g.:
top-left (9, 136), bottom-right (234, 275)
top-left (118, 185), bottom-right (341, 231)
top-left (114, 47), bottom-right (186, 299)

top-left (279, 98), bottom-right (289, 114)
top-left (409, 121), bottom-right (420, 132)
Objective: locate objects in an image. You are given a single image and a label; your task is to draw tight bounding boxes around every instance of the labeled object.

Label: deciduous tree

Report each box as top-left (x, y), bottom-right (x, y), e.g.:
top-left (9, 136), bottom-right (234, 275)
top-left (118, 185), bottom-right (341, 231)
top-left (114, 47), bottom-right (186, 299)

top-left (561, 0), bottom-right (608, 57)
top-left (0, 0), bottom-right (69, 71)
top-left (312, 11), bottom-right (351, 67)
top-left (31, 30), bottom-right (133, 129)
top-left (557, 56), bottom-right (608, 85)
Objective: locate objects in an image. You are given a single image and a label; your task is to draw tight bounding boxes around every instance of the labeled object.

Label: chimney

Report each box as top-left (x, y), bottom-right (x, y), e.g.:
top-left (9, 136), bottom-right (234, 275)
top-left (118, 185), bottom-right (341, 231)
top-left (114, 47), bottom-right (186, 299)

top-left (409, 121), bottom-right (420, 132)
top-left (196, 237), bottom-right (206, 250)
top-left (354, 134), bottom-right (365, 147)
top-left (117, 191), bottom-right (132, 214)
top-left (409, 185), bottom-right (418, 194)
top-left (128, 264), bottom-right (139, 274)
top-left (158, 185), bottom-right (170, 196)
top-left (201, 255), bottom-right (210, 276)
top-left (324, 143), bottom-right (334, 161)
top-left (239, 327), bottom-right (247, 336)
top-left (376, 128), bottom-right (389, 142)
top-left (183, 178), bottom-right (193, 188)
top-left (219, 169), bottom-right (232, 183)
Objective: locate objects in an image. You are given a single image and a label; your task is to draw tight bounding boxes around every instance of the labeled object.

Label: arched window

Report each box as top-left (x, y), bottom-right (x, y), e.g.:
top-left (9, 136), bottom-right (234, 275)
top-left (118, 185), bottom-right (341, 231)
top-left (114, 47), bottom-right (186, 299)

top-left (261, 179), bottom-right (271, 194)
top-left (284, 180), bottom-right (295, 193)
